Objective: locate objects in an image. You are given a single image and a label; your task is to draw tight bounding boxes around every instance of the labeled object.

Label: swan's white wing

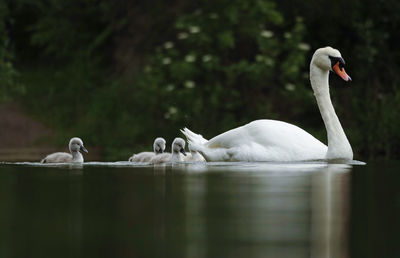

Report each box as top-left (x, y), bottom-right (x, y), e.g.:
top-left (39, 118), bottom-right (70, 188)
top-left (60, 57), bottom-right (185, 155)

top-left (129, 152), bottom-right (155, 162)
top-left (149, 153), bottom-right (172, 164)
top-left (181, 128), bottom-right (208, 144)
top-left (205, 120), bottom-right (327, 161)
top-left (41, 152), bottom-right (73, 163)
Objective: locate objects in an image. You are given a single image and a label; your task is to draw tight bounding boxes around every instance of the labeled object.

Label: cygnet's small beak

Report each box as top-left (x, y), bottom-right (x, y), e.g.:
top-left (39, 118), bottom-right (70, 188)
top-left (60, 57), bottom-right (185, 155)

top-left (180, 148), bottom-right (187, 156)
top-left (80, 145), bottom-right (88, 153)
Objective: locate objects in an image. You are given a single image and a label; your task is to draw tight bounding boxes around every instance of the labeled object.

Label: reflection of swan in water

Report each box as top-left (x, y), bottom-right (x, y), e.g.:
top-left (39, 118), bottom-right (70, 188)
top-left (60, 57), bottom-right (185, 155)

top-left (311, 164), bottom-right (350, 258)
top-left (182, 162), bottom-right (352, 258)
top-left (182, 47), bottom-right (353, 162)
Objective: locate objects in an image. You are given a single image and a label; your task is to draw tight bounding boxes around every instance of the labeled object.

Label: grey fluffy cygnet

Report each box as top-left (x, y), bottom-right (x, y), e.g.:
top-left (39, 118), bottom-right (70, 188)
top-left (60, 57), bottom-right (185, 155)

top-left (149, 137), bottom-right (186, 164)
top-left (183, 143), bottom-right (206, 162)
top-left (128, 137), bottom-right (166, 162)
top-left (41, 137), bottom-right (88, 163)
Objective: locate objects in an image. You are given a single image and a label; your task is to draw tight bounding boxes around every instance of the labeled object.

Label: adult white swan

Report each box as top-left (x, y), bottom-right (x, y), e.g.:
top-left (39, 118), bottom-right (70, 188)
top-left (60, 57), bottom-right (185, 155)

top-left (181, 47), bottom-right (353, 162)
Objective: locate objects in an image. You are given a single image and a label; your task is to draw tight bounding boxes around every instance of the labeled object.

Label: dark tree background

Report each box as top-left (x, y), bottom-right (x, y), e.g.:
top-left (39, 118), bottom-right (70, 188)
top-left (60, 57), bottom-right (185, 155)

top-left (1, 0), bottom-right (399, 160)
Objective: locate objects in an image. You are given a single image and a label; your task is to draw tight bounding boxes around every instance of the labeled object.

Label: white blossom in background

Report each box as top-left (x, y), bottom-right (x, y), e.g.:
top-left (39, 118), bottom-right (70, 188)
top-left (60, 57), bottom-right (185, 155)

top-left (260, 30), bottom-right (274, 38)
top-left (264, 57), bottom-right (274, 66)
top-left (209, 13), bottom-right (219, 19)
top-left (298, 43), bottom-right (311, 51)
top-left (284, 32), bottom-right (292, 39)
top-left (185, 55), bottom-right (196, 62)
top-left (285, 83), bottom-right (296, 91)
top-left (166, 84), bottom-right (175, 92)
top-left (255, 55), bottom-right (264, 62)
top-left (178, 32), bottom-right (189, 40)
top-left (189, 26), bottom-right (200, 34)
top-left (162, 57), bottom-right (171, 65)
top-left (194, 9), bottom-right (202, 15)
top-left (184, 80), bottom-right (195, 89)
top-left (164, 106), bottom-right (178, 119)
top-left (202, 55), bottom-right (212, 62)
top-left (169, 107), bottom-right (177, 114)
top-left (164, 41), bottom-right (174, 49)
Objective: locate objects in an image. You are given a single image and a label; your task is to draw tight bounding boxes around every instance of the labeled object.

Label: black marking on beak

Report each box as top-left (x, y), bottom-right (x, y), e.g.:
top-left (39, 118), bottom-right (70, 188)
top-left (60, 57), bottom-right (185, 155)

top-left (180, 148), bottom-right (187, 156)
top-left (80, 145), bottom-right (88, 153)
top-left (156, 147), bottom-right (163, 154)
top-left (329, 56), bottom-right (345, 70)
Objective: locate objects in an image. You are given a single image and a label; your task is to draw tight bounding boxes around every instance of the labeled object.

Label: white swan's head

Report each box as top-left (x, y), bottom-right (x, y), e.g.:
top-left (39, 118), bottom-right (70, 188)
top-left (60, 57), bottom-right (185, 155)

top-left (153, 137), bottom-right (166, 154)
top-left (311, 46), bottom-right (351, 81)
top-left (69, 137), bottom-right (88, 154)
top-left (172, 137), bottom-right (187, 156)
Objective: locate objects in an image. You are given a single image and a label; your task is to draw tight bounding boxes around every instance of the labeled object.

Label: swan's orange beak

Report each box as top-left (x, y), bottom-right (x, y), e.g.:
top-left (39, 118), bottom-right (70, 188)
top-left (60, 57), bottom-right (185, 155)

top-left (333, 62), bottom-right (351, 81)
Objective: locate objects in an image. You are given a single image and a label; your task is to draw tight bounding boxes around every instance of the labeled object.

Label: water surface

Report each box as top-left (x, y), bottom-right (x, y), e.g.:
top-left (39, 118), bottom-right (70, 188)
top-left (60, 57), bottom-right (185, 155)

top-left (0, 161), bottom-right (398, 258)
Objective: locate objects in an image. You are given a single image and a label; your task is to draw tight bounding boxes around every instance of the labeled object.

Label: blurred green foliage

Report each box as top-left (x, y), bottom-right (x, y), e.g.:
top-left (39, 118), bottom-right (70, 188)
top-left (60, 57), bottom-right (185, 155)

top-left (1, 0), bottom-right (400, 160)
top-left (0, 2), bottom-right (23, 102)
top-left (142, 0), bottom-right (309, 140)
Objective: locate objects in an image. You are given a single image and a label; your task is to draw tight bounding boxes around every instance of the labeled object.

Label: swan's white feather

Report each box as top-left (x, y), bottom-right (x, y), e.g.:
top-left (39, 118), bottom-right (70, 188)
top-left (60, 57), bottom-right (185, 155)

top-left (183, 151), bottom-right (206, 162)
top-left (41, 152), bottom-right (74, 163)
top-left (149, 152), bottom-right (172, 164)
top-left (128, 152), bottom-right (155, 162)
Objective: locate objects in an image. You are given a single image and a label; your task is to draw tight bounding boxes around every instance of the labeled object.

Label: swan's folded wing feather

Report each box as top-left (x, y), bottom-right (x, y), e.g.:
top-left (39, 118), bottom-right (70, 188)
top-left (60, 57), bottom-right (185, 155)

top-left (206, 119), bottom-right (327, 159)
top-left (42, 152), bottom-right (73, 163)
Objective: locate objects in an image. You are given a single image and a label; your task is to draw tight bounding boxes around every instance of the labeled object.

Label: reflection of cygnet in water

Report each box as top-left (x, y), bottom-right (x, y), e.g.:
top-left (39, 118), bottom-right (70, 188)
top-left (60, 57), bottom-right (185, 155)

top-left (150, 138), bottom-right (186, 164)
top-left (184, 143), bottom-right (206, 162)
top-left (41, 137), bottom-right (88, 163)
top-left (128, 137), bottom-right (166, 162)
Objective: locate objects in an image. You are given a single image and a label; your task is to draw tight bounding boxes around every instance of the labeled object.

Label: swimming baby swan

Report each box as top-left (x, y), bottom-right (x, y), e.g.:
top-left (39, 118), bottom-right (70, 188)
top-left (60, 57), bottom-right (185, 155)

top-left (184, 144), bottom-right (206, 162)
top-left (128, 137), bottom-right (166, 162)
top-left (41, 137), bottom-right (88, 163)
top-left (149, 137), bottom-right (187, 164)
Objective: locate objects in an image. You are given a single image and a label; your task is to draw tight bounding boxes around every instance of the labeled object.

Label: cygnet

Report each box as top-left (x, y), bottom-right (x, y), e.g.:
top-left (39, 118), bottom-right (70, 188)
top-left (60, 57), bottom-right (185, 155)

top-left (183, 143), bottom-right (206, 162)
top-left (41, 137), bottom-right (88, 163)
top-left (129, 137), bottom-right (166, 162)
top-left (149, 137), bottom-right (186, 164)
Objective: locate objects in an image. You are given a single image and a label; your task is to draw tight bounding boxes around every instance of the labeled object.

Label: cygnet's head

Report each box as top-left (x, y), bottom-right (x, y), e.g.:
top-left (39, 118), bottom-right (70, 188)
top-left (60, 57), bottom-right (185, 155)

top-left (153, 137), bottom-right (166, 154)
top-left (69, 137), bottom-right (88, 153)
top-left (172, 137), bottom-right (186, 156)
top-left (311, 46), bottom-right (351, 81)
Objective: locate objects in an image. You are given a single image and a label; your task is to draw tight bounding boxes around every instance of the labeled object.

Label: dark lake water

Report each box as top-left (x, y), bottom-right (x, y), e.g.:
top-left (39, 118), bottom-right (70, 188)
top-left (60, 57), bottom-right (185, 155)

top-left (0, 161), bottom-right (398, 258)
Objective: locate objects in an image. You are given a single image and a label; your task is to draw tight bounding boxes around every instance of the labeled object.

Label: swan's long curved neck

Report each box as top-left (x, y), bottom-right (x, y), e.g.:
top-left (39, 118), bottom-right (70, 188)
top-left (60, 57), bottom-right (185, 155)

top-left (310, 65), bottom-right (353, 160)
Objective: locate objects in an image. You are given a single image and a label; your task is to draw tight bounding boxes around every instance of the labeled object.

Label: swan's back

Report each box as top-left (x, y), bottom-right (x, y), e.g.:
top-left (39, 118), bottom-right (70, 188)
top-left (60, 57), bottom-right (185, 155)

top-left (207, 119), bottom-right (327, 161)
top-left (184, 152), bottom-right (206, 162)
top-left (149, 153), bottom-right (172, 164)
top-left (41, 152), bottom-right (73, 163)
top-left (129, 152), bottom-right (155, 162)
